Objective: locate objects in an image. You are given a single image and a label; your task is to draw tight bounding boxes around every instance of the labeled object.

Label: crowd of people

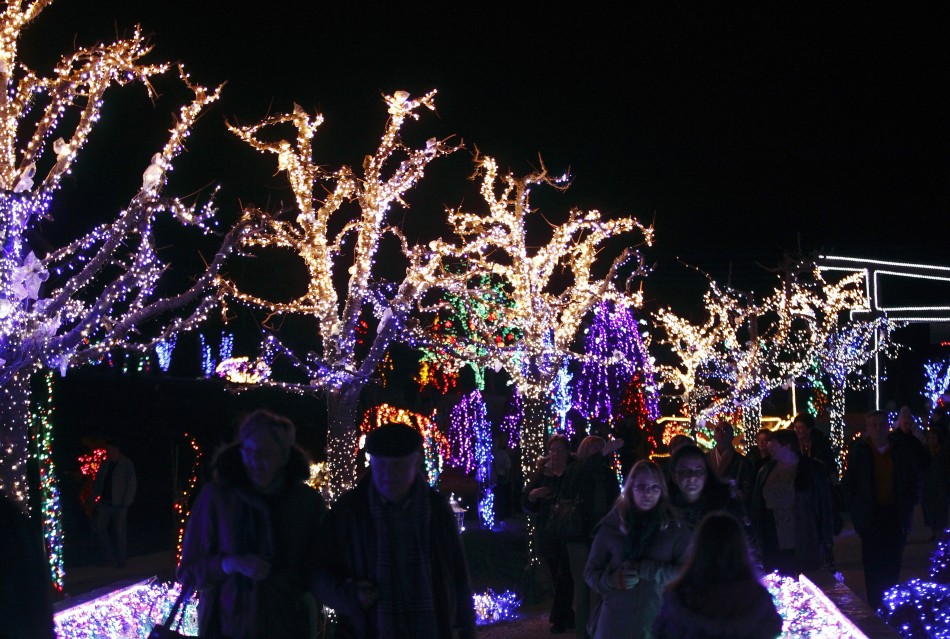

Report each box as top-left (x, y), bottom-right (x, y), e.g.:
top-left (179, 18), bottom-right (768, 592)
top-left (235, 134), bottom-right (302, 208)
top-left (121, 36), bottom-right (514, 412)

top-left (523, 405), bottom-right (947, 638)
top-left (3, 403), bottom-right (949, 638)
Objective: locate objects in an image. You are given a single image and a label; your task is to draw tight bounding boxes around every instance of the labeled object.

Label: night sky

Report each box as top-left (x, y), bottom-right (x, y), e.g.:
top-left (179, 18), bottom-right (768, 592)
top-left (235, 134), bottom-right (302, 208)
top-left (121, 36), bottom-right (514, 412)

top-left (22, 1), bottom-right (950, 313)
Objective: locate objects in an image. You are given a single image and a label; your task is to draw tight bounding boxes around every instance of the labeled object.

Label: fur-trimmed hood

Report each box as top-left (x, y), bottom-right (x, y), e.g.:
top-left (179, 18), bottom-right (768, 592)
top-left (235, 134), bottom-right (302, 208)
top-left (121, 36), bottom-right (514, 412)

top-left (211, 442), bottom-right (313, 490)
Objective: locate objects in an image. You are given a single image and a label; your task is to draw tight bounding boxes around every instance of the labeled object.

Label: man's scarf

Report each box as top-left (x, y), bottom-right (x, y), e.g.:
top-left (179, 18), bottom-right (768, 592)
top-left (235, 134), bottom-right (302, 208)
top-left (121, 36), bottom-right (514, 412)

top-left (369, 474), bottom-right (438, 639)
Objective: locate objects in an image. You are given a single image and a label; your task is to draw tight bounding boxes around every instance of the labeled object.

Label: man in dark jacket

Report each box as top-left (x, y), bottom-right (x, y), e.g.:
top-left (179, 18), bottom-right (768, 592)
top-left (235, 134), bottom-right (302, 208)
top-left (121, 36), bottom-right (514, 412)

top-left (843, 409), bottom-right (923, 610)
top-left (313, 423), bottom-right (477, 639)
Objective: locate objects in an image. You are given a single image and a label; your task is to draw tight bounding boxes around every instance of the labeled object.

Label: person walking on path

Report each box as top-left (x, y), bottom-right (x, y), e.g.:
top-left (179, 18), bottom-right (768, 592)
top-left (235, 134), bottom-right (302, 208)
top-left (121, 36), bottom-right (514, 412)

top-left (178, 410), bottom-right (327, 638)
top-left (584, 460), bottom-right (690, 639)
top-left (843, 409), bottom-right (924, 610)
top-left (312, 423), bottom-right (477, 639)
top-left (92, 439), bottom-right (136, 568)
top-left (557, 435), bottom-right (622, 639)
top-left (523, 433), bottom-right (575, 634)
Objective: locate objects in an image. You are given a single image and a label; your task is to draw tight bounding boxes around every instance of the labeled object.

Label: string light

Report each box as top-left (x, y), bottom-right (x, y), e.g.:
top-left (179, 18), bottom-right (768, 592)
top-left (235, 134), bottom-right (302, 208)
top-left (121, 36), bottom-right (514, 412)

top-left (51, 578), bottom-right (517, 634)
top-left (30, 371), bottom-right (64, 590)
top-left (653, 262), bottom-right (892, 469)
top-left (173, 434), bottom-right (201, 563)
top-left (922, 357), bottom-right (950, 410)
top-left (473, 589), bottom-right (521, 626)
top-left (1, 2), bottom-right (248, 503)
top-left (53, 580), bottom-right (198, 639)
top-left (575, 301), bottom-right (660, 450)
top-left (411, 155), bottom-right (653, 489)
top-left (447, 389), bottom-right (493, 528)
top-left (763, 573), bottom-right (869, 638)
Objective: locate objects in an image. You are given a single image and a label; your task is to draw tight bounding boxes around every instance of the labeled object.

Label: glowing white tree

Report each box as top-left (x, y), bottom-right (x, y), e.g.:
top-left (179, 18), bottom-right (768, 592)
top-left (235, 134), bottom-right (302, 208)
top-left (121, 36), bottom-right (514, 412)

top-left (419, 156), bottom-right (653, 478)
top-left (217, 91), bottom-right (456, 498)
top-left (0, 1), bottom-right (248, 503)
top-left (653, 279), bottom-right (758, 426)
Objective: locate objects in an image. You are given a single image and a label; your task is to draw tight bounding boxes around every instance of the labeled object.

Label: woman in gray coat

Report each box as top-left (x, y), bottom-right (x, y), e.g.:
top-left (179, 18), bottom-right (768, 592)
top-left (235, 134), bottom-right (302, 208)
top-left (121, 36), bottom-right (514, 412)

top-left (585, 460), bottom-right (690, 639)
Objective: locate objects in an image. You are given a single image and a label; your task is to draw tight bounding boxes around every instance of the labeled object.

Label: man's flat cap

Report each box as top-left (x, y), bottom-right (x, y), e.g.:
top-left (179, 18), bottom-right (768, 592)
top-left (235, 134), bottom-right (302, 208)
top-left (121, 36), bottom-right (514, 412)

top-left (365, 423), bottom-right (423, 457)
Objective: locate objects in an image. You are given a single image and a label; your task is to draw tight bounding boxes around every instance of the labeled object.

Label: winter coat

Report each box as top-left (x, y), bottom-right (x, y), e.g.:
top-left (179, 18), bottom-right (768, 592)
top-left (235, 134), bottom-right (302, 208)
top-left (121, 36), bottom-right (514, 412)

top-left (802, 428), bottom-right (836, 476)
top-left (749, 455), bottom-right (833, 572)
top-left (93, 455), bottom-right (136, 506)
top-left (0, 494), bottom-right (55, 639)
top-left (177, 444), bottom-right (326, 639)
top-left (556, 454), bottom-right (621, 542)
top-left (585, 508), bottom-right (691, 639)
top-left (670, 479), bottom-right (750, 536)
top-left (311, 475), bottom-right (477, 639)
top-left (707, 448), bottom-right (755, 506)
top-left (651, 580), bottom-right (782, 639)
top-left (523, 461), bottom-right (572, 555)
top-left (843, 434), bottom-right (922, 536)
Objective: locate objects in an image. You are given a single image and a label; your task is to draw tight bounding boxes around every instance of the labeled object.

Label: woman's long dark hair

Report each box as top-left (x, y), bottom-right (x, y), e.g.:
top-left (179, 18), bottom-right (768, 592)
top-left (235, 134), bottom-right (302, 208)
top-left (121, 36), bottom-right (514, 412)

top-left (666, 511), bottom-right (758, 592)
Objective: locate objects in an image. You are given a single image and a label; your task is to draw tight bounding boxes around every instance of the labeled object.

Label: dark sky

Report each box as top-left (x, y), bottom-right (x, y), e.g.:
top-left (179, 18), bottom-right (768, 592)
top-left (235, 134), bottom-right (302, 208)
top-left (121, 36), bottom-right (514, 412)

top-left (23, 2), bottom-right (950, 312)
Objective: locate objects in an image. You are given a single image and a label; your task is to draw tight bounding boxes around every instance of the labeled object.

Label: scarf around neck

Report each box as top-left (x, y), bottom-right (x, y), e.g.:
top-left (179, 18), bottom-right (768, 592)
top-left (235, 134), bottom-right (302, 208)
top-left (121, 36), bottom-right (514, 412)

top-left (368, 474), bottom-right (438, 639)
top-left (624, 505), bottom-right (662, 561)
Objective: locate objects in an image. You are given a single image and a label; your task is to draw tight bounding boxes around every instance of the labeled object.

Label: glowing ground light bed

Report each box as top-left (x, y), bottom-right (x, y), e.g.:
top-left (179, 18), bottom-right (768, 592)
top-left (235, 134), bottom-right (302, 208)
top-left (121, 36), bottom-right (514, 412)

top-left (764, 573), bottom-right (868, 638)
top-left (53, 580), bottom-right (521, 637)
top-left (51, 574), bottom-right (869, 638)
top-left (53, 580), bottom-right (198, 638)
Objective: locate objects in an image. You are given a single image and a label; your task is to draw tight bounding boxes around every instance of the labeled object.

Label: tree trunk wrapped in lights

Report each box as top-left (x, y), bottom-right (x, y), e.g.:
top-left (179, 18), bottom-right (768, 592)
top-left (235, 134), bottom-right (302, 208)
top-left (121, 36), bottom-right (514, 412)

top-left (217, 91), bottom-right (457, 499)
top-left (0, 1), bottom-right (251, 503)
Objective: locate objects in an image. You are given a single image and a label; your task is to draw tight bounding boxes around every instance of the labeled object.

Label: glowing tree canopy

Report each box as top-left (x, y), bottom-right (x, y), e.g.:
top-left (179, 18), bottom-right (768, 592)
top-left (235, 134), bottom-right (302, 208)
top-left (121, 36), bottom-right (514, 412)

top-left (653, 261), bottom-right (886, 454)
top-left (217, 91), bottom-right (456, 498)
top-left (0, 1), bottom-right (249, 503)
top-left (654, 277), bottom-right (758, 425)
top-left (922, 357), bottom-right (950, 411)
top-left (418, 156), bottom-right (653, 477)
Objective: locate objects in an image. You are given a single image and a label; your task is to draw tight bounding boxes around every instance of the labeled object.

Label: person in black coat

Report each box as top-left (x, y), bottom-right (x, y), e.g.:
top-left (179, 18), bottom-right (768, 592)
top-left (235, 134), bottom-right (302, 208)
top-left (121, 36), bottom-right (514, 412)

top-left (0, 492), bottom-right (55, 639)
top-left (557, 436), bottom-right (622, 639)
top-left (523, 433), bottom-right (575, 634)
top-left (652, 511), bottom-right (782, 639)
top-left (843, 410), bottom-right (924, 610)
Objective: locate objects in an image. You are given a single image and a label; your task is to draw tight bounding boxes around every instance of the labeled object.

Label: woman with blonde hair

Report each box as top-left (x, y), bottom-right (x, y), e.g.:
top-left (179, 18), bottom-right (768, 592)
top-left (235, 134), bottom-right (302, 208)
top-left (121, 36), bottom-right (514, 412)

top-left (584, 460), bottom-right (690, 639)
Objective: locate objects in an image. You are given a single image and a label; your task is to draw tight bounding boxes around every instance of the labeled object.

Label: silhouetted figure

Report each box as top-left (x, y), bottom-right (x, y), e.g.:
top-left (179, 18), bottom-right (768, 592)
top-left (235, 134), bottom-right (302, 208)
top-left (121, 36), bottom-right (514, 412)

top-left (0, 492), bottom-right (55, 639)
top-left (313, 423), bottom-right (476, 639)
top-left (178, 410), bottom-right (326, 638)
top-left (653, 512), bottom-right (781, 639)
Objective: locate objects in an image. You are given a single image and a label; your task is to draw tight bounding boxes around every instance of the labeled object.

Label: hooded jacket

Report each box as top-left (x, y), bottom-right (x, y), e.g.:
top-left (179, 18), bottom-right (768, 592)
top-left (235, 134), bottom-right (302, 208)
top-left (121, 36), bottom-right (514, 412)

top-left (177, 443), bottom-right (325, 638)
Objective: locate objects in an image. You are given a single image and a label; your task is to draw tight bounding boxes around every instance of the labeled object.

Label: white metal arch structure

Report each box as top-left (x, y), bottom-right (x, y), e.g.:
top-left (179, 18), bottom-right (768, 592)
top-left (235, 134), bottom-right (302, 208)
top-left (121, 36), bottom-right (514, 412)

top-left (817, 255), bottom-right (950, 408)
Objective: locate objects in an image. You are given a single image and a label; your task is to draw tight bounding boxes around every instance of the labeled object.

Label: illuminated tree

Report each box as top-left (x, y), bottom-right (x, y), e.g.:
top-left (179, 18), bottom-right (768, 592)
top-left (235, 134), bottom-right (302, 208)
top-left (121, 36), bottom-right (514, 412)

top-left (0, 1), bottom-right (245, 503)
top-left (922, 357), bottom-right (950, 411)
top-left (574, 300), bottom-right (660, 447)
top-left (217, 91), bottom-right (456, 498)
top-left (420, 156), bottom-right (653, 479)
top-left (653, 279), bottom-right (757, 428)
top-left (653, 261), bottom-right (877, 452)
